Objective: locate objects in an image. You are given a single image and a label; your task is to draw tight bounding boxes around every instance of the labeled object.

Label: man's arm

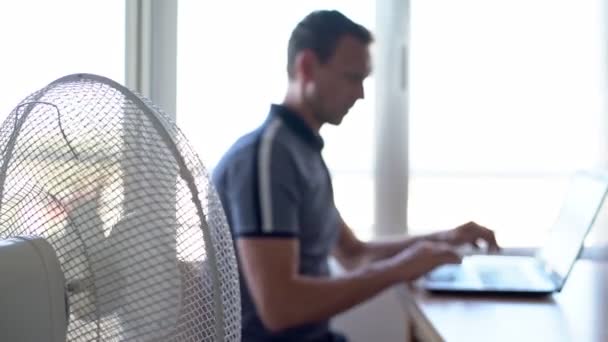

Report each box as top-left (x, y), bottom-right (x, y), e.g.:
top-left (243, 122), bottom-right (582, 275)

top-left (333, 220), bottom-right (499, 271)
top-left (331, 221), bottom-right (423, 270)
top-left (237, 237), bottom-right (459, 333)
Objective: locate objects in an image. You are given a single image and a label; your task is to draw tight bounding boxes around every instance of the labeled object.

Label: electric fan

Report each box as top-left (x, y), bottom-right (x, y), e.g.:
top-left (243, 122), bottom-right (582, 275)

top-left (0, 73), bottom-right (240, 341)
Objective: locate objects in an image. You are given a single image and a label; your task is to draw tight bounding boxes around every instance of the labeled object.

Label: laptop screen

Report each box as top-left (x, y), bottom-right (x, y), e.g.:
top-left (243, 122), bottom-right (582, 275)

top-left (537, 170), bottom-right (608, 282)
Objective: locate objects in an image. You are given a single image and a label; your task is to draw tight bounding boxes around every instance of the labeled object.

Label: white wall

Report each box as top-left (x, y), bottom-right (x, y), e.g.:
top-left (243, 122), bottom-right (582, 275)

top-left (329, 258), bottom-right (410, 341)
top-left (332, 287), bottom-right (410, 342)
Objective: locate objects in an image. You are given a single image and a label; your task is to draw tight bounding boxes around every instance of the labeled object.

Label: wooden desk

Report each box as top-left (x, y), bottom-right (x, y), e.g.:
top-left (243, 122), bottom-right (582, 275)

top-left (398, 260), bottom-right (608, 342)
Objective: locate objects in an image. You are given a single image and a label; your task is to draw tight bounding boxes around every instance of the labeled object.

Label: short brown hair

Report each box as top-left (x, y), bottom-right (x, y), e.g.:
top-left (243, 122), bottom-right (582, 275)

top-left (287, 10), bottom-right (373, 79)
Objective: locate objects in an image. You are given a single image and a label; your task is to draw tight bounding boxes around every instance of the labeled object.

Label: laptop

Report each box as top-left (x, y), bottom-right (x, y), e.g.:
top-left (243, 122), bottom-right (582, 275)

top-left (422, 169), bottom-right (608, 295)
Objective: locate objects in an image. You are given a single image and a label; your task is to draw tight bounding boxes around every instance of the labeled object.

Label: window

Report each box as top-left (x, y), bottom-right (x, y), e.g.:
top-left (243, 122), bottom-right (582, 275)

top-left (177, 1), bottom-right (376, 238)
top-left (409, 0), bottom-right (605, 247)
top-left (0, 1), bottom-right (125, 246)
top-left (0, 1), bottom-right (125, 120)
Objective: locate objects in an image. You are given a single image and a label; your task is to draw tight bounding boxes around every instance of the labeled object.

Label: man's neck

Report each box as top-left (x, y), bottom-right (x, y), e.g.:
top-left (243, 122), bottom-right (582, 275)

top-left (282, 89), bottom-right (322, 132)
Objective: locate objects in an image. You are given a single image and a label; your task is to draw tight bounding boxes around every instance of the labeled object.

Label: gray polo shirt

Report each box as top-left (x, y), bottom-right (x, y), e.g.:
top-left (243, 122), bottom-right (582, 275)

top-left (212, 104), bottom-right (342, 341)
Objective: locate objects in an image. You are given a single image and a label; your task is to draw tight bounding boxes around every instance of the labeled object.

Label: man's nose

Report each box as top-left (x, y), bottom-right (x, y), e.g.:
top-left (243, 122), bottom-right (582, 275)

top-left (357, 83), bottom-right (365, 100)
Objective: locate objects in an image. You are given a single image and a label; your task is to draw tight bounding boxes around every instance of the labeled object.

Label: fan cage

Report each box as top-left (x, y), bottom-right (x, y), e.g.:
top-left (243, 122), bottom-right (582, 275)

top-left (0, 74), bottom-right (240, 341)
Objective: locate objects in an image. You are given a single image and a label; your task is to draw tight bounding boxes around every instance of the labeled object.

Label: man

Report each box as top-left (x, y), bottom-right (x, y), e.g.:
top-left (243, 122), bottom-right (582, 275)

top-left (212, 10), bottom-right (499, 341)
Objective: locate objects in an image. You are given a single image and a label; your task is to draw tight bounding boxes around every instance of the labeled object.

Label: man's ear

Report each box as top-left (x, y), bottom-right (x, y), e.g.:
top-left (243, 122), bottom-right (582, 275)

top-left (294, 49), bottom-right (318, 82)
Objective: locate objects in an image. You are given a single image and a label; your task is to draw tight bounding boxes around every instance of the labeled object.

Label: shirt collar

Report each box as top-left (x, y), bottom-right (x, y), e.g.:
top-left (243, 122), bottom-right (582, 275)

top-left (268, 104), bottom-right (324, 151)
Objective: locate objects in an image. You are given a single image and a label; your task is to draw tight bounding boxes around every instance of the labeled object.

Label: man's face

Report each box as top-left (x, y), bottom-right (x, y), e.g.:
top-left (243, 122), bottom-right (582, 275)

top-left (306, 35), bottom-right (371, 126)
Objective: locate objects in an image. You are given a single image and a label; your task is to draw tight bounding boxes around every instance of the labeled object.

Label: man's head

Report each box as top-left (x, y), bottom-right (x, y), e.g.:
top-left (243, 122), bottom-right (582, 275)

top-left (286, 10), bottom-right (373, 127)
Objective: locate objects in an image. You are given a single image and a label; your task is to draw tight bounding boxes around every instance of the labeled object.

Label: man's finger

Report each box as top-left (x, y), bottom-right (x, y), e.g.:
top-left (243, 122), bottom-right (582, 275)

top-left (478, 225), bottom-right (500, 251)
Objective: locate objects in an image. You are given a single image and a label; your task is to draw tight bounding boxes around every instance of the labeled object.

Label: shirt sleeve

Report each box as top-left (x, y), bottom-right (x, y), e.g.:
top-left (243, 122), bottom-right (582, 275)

top-left (224, 138), bottom-right (302, 238)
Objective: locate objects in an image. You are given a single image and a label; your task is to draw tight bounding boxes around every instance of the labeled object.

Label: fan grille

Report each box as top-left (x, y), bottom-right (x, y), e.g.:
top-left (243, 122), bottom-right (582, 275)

top-left (0, 74), bottom-right (240, 341)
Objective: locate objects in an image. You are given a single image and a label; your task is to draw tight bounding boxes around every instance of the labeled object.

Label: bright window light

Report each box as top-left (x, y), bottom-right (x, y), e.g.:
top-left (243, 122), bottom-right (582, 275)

top-left (0, 1), bottom-right (125, 120)
top-left (409, 0), bottom-right (605, 247)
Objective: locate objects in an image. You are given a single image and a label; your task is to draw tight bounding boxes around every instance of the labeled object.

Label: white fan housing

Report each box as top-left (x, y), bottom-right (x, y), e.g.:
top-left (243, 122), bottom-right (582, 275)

top-left (0, 73), bottom-right (240, 341)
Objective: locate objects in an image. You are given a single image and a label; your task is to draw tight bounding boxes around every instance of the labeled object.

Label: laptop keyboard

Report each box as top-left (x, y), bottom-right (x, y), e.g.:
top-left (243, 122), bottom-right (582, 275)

top-left (425, 255), bottom-right (560, 292)
top-left (426, 262), bottom-right (534, 286)
top-left (426, 264), bottom-right (463, 282)
top-left (476, 265), bottom-right (531, 286)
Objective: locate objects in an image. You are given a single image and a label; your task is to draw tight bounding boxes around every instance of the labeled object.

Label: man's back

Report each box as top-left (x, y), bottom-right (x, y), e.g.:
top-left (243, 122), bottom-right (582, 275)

top-left (212, 104), bottom-right (343, 341)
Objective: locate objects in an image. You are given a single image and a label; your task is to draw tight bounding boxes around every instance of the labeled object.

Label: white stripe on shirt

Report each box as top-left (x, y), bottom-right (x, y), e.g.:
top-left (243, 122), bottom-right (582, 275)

top-left (258, 119), bottom-right (282, 233)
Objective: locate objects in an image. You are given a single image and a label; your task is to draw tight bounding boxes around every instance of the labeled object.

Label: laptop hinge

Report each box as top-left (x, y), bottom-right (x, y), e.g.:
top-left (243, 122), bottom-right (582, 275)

top-left (536, 257), bottom-right (563, 290)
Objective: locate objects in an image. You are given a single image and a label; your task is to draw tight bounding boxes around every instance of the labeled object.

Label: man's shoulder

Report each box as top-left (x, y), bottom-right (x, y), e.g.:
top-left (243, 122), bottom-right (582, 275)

top-left (213, 130), bottom-right (259, 178)
top-left (221, 120), bottom-right (300, 161)
top-left (212, 118), bottom-right (311, 188)
top-left (227, 130), bottom-right (260, 157)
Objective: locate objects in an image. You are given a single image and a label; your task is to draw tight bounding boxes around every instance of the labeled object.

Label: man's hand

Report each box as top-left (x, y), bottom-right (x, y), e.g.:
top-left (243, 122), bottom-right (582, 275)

top-left (390, 241), bottom-right (462, 281)
top-left (434, 221), bottom-right (500, 252)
